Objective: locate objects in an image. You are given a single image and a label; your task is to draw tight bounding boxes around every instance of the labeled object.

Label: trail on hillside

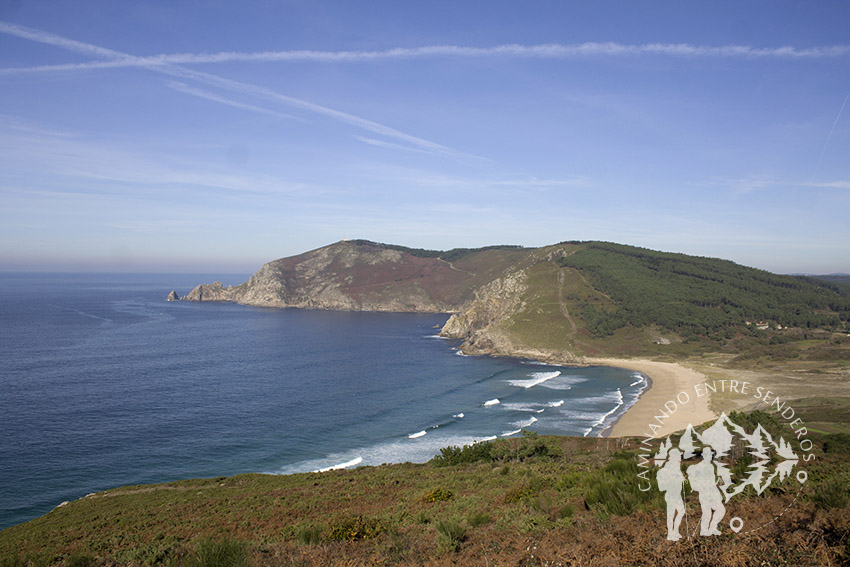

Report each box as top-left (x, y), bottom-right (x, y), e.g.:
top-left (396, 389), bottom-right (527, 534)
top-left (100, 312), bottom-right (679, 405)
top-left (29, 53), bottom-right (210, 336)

top-left (558, 268), bottom-right (579, 339)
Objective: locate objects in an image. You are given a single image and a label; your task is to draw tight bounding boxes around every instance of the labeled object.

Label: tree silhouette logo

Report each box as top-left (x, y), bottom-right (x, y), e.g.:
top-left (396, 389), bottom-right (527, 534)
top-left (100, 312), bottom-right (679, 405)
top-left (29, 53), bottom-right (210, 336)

top-left (653, 413), bottom-right (806, 541)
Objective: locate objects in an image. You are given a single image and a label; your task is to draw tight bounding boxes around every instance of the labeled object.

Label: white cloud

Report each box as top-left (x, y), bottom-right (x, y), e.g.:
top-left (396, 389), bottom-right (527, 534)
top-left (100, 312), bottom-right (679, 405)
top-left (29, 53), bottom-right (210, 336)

top-left (809, 180), bottom-right (850, 190)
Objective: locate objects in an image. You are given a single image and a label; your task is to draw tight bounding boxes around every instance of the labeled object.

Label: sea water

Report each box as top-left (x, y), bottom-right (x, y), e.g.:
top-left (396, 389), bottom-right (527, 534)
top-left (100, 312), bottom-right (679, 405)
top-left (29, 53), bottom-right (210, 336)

top-left (0, 273), bottom-right (647, 529)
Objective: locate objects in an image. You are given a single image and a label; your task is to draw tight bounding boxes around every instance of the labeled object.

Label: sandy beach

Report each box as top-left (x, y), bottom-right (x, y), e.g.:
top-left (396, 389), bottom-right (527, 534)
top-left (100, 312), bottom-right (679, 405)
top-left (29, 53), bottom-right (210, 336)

top-left (590, 358), bottom-right (716, 438)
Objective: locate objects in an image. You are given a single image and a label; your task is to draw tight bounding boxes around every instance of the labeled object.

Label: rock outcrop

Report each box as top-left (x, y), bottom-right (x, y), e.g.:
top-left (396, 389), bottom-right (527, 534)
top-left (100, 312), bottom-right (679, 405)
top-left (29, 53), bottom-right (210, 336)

top-left (440, 268), bottom-right (528, 351)
top-left (182, 240), bottom-right (492, 312)
top-left (166, 290), bottom-right (180, 302)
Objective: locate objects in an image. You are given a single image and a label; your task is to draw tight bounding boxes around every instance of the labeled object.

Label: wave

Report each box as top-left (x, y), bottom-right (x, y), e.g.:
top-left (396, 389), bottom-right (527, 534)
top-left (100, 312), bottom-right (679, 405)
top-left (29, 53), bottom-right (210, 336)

top-left (583, 388), bottom-right (625, 437)
top-left (483, 398), bottom-right (501, 407)
top-left (502, 429), bottom-right (522, 437)
top-left (548, 400), bottom-right (565, 407)
top-left (501, 402), bottom-right (540, 412)
top-left (409, 430), bottom-right (427, 439)
top-left (629, 372), bottom-right (647, 387)
top-left (506, 370), bottom-right (561, 389)
top-left (513, 416), bottom-right (538, 428)
top-left (314, 456), bottom-right (363, 473)
top-left (453, 413), bottom-right (464, 419)
top-left (425, 334), bottom-right (451, 340)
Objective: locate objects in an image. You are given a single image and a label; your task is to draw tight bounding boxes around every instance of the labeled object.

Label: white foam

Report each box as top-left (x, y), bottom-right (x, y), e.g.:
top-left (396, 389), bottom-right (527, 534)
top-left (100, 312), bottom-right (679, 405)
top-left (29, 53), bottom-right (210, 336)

top-left (315, 456), bottom-right (363, 472)
top-left (454, 349), bottom-right (469, 356)
top-left (583, 388), bottom-right (625, 437)
top-left (506, 370), bottom-right (561, 389)
top-left (522, 360), bottom-right (558, 366)
top-left (535, 409), bottom-right (545, 414)
top-left (549, 400), bottom-right (565, 407)
top-left (409, 430), bottom-right (427, 439)
top-left (502, 429), bottom-right (522, 437)
top-left (453, 413), bottom-right (464, 418)
top-left (513, 416), bottom-right (538, 428)
top-left (501, 402), bottom-right (539, 412)
top-left (426, 334), bottom-right (450, 339)
top-left (629, 373), bottom-right (647, 387)
top-left (484, 398), bottom-right (500, 407)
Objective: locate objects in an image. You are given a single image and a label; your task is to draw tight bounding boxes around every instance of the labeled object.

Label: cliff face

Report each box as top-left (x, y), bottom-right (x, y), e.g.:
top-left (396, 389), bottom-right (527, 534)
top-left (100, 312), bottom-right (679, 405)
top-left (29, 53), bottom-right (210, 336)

top-left (181, 240), bottom-right (583, 360)
top-left (178, 239), bottom-right (850, 362)
top-left (182, 240), bottom-right (482, 312)
top-left (440, 268), bottom-right (529, 351)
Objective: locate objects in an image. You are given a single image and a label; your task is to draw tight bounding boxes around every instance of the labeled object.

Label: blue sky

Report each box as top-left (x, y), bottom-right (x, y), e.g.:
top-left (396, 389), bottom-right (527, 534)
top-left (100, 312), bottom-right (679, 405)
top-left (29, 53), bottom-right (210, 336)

top-left (1, 1), bottom-right (848, 274)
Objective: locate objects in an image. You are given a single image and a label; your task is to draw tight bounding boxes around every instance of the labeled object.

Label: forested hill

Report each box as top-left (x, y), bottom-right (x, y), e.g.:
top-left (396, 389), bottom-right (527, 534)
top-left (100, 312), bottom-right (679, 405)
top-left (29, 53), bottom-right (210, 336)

top-left (558, 242), bottom-right (850, 340)
top-left (181, 239), bottom-right (850, 358)
top-left (441, 241), bottom-right (850, 360)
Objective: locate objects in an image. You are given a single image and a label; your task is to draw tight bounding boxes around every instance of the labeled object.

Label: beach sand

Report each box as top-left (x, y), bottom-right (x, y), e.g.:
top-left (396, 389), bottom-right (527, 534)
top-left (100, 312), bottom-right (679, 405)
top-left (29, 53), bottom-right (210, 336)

top-left (591, 358), bottom-right (716, 438)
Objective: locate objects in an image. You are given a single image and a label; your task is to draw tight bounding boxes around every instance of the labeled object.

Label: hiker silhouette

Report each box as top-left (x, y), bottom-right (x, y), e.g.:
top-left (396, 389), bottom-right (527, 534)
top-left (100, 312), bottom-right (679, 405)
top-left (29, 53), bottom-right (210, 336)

top-left (687, 446), bottom-right (726, 536)
top-left (656, 448), bottom-right (685, 541)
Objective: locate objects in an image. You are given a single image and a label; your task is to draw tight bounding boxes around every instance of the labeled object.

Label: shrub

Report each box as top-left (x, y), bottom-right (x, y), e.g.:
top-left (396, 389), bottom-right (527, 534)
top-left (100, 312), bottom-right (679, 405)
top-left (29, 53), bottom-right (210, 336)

top-left (466, 511), bottom-right (491, 528)
top-left (504, 485), bottom-right (537, 504)
top-left (434, 518), bottom-right (467, 552)
top-left (65, 555), bottom-right (95, 567)
top-left (584, 457), bottom-right (663, 519)
top-left (431, 442), bottom-right (494, 466)
top-left (823, 433), bottom-right (850, 455)
top-left (422, 487), bottom-right (454, 502)
top-left (326, 515), bottom-right (385, 542)
top-left (812, 478), bottom-right (850, 510)
top-left (185, 538), bottom-right (248, 567)
top-left (555, 471), bottom-right (586, 493)
top-left (294, 523), bottom-right (323, 545)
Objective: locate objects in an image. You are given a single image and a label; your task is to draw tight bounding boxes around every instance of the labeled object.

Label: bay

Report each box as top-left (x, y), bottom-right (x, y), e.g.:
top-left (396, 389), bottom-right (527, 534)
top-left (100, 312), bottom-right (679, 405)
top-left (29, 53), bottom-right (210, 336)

top-left (0, 273), bottom-right (646, 530)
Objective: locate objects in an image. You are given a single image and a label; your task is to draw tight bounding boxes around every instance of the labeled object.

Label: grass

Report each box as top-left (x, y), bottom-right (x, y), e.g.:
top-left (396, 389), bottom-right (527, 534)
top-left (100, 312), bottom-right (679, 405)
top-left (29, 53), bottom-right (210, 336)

top-left (185, 538), bottom-right (248, 567)
top-left (1, 424), bottom-right (849, 566)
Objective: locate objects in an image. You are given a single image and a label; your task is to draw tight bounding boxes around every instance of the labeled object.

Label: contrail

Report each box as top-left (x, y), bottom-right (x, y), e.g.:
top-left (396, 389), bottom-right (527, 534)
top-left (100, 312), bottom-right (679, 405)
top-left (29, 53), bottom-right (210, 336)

top-left (0, 21), bottom-right (473, 160)
top-left (810, 91), bottom-right (850, 185)
top-left (2, 35), bottom-right (849, 74)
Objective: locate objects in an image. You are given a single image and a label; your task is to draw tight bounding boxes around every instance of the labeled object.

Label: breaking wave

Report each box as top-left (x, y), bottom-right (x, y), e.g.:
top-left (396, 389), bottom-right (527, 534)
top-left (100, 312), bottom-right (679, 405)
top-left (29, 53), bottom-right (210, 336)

top-left (506, 370), bottom-right (561, 389)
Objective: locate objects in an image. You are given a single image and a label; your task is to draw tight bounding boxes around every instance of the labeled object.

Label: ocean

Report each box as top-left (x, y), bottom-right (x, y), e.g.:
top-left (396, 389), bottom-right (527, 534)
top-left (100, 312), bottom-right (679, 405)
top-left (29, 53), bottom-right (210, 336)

top-left (0, 273), bottom-right (647, 530)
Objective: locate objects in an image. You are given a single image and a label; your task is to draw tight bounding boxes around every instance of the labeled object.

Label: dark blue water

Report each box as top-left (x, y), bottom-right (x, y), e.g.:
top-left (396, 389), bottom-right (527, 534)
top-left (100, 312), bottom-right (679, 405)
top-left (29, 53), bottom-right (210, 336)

top-left (0, 273), bottom-right (646, 530)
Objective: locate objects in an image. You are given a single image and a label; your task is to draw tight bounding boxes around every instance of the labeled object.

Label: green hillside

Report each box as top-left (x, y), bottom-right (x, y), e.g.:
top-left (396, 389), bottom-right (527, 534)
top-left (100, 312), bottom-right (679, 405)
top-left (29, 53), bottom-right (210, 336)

top-left (559, 242), bottom-right (850, 340)
top-left (2, 420), bottom-right (848, 566)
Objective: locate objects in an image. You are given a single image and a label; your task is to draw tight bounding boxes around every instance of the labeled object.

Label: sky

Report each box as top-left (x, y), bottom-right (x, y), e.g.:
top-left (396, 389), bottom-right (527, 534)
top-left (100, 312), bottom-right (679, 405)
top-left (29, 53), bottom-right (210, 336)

top-left (0, 1), bottom-right (848, 274)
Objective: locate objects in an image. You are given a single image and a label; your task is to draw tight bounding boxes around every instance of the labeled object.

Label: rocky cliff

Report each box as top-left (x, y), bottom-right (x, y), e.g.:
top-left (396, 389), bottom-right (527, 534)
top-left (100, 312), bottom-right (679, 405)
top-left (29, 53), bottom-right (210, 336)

top-left (181, 240), bottom-right (522, 313)
top-left (180, 239), bottom-right (850, 360)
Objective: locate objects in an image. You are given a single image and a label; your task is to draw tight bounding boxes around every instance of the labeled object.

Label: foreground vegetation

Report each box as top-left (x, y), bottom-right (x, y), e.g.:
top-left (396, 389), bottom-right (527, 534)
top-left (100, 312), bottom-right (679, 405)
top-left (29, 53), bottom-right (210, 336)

top-left (2, 406), bottom-right (849, 567)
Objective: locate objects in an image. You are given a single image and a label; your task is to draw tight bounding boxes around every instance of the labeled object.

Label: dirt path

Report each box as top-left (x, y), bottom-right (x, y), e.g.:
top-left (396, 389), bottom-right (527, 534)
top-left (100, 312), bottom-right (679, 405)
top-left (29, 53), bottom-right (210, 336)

top-left (557, 268), bottom-right (578, 339)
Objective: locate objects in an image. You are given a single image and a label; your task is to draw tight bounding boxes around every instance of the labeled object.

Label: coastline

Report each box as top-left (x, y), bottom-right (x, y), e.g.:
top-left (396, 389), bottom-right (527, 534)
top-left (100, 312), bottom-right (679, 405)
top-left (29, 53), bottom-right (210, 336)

top-left (589, 358), bottom-right (716, 438)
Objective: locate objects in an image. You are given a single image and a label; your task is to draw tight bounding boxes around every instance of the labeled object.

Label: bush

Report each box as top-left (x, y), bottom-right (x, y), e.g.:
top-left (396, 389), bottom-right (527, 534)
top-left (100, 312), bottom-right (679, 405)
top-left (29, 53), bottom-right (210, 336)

top-left (584, 457), bottom-right (663, 519)
top-left (434, 518), bottom-right (467, 552)
top-left (812, 478), bottom-right (850, 510)
top-left (504, 483), bottom-right (539, 504)
top-left (490, 433), bottom-right (561, 462)
top-left (422, 487), bottom-right (454, 502)
top-left (65, 555), bottom-right (94, 567)
top-left (294, 523), bottom-right (323, 544)
top-left (431, 442), bottom-right (494, 466)
top-left (466, 511), bottom-right (491, 528)
top-left (185, 538), bottom-right (248, 567)
top-left (326, 515), bottom-right (385, 542)
top-left (823, 433), bottom-right (850, 455)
